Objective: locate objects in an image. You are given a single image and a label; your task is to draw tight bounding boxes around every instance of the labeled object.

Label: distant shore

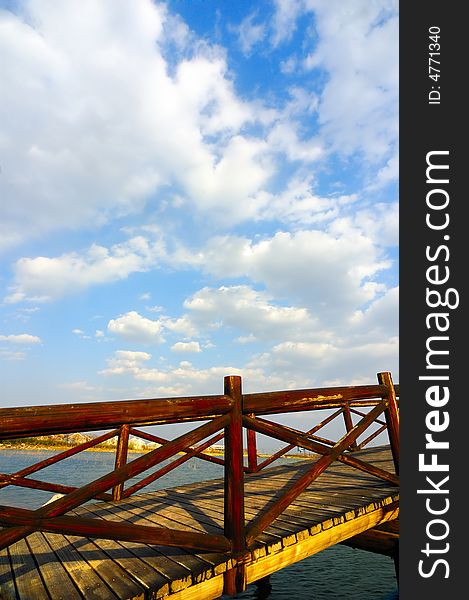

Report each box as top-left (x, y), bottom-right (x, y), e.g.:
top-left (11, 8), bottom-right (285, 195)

top-left (0, 441), bottom-right (311, 459)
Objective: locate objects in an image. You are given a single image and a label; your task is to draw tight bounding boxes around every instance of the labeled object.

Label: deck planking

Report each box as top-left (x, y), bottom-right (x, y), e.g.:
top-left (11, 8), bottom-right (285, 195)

top-left (0, 446), bottom-right (398, 600)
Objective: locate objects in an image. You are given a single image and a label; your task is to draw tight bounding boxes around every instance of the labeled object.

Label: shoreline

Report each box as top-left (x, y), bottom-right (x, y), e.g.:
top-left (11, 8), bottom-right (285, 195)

top-left (0, 444), bottom-right (311, 459)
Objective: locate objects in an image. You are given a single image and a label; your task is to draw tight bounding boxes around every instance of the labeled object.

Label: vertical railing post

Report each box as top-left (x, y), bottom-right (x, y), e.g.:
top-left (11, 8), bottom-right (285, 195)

top-left (378, 371), bottom-right (399, 475)
top-left (246, 413), bottom-right (258, 473)
top-left (113, 423), bottom-right (130, 501)
top-left (343, 404), bottom-right (358, 451)
top-left (223, 375), bottom-right (247, 595)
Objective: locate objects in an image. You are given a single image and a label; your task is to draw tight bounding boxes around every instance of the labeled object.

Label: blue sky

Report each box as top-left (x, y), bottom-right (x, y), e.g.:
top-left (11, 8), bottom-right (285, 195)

top-left (0, 0), bottom-right (398, 439)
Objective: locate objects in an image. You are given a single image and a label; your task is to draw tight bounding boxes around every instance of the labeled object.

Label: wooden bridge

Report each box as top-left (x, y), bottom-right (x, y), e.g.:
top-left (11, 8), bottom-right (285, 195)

top-left (0, 372), bottom-right (399, 599)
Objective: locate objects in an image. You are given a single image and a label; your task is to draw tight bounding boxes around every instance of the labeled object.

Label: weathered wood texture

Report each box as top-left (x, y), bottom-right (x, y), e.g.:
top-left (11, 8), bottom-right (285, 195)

top-left (0, 446), bottom-right (398, 600)
top-left (0, 395), bottom-right (233, 439)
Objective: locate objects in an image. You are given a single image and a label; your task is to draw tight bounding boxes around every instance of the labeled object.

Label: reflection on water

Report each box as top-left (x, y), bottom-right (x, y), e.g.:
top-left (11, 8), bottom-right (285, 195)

top-left (0, 449), bottom-right (398, 599)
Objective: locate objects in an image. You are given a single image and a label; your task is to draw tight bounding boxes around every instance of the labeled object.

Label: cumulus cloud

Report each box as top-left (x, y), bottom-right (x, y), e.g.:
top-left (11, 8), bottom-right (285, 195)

top-left (184, 285), bottom-right (322, 342)
top-left (0, 0), bottom-right (398, 408)
top-left (270, 0), bottom-right (398, 165)
top-left (171, 341), bottom-right (202, 353)
top-left (185, 230), bottom-right (391, 323)
top-left (330, 203), bottom-right (399, 248)
top-left (107, 311), bottom-right (166, 344)
top-left (349, 286), bottom-right (399, 340)
top-left (0, 0), bottom-right (276, 252)
top-left (99, 350), bottom-right (152, 376)
top-left (0, 333), bottom-right (41, 344)
top-left (249, 336), bottom-right (399, 387)
top-left (99, 350), bottom-right (285, 396)
top-left (5, 236), bottom-right (164, 302)
top-left (304, 0), bottom-right (398, 162)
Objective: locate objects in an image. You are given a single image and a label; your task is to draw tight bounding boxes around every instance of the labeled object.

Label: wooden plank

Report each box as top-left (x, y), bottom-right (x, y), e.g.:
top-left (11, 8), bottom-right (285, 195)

top-left (63, 535), bottom-right (147, 599)
top-left (0, 546), bottom-right (16, 600)
top-left (100, 539), bottom-right (191, 596)
top-left (151, 471), bottom-right (396, 544)
top-left (78, 502), bottom-right (229, 586)
top-left (245, 503), bottom-right (399, 584)
top-left (153, 489), bottom-right (287, 547)
top-left (164, 573), bottom-right (225, 600)
top-left (0, 445), bottom-right (398, 600)
top-left (244, 474), bottom-right (393, 520)
top-left (0, 506), bottom-right (229, 553)
top-left (77, 504), bottom-right (219, 593)
top-left (26, 532), bottom-right (83, 600)
top-left (8, 537), bottom-right (49, 600)
top-left (42, 532), bottom-right (119, 600)
top-left (140, 492), bottom-right (277, 559)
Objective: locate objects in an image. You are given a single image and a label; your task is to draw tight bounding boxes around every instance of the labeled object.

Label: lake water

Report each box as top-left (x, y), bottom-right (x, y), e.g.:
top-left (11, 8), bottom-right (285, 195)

top-left (0, 450), bottom-right (398, 599)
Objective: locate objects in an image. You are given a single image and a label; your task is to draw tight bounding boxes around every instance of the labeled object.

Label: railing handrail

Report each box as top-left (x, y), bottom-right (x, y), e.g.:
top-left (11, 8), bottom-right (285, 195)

top-left (0, 394), bottom-right (232, 439)
top-left (0, 382), bottom-right (399, 441)
top-left (243, 383), bottom-right (389, 415)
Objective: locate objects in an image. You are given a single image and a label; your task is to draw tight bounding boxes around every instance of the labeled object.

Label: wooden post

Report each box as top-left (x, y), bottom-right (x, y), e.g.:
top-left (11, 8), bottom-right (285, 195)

top-left (113, 424), bottom-right (130, 501)
top-left (223, 375), bottom-right (247, 595)
top-left (246, 413), bottom-right (258, 473)
top-left (378, 372), bottom-right (399, 476)
top-left (343, 404), bottom-right (358, 451)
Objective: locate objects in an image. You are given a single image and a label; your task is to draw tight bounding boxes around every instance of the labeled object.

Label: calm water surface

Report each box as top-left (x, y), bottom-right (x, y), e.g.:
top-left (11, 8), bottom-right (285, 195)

top-left (0, 450), bottom-right (398, 599)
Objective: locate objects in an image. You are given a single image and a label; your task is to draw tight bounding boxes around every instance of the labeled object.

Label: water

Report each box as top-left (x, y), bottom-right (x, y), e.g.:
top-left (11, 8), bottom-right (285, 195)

top-left (0, 450), bottom-right (398, 599)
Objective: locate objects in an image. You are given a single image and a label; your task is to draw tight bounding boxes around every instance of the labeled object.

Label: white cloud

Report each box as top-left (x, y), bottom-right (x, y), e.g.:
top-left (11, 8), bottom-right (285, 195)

top-left (267, 123), bottom-right (322, 163)
top-left (0, 0), bottom-right (276, 252)
top-left (107, 311), bottom-right (165, 344)
top-left (330, 202), bottom-right (398, 248)
top-left (187, 229), bottom-right (391, 324)
top-left (5, 236), bottom-right (163, 302)
top-left (72, 328), bottom-right (91, 340)
top-left (269, 1), bottom-right (398, 165)
top-left (304, 0), bottom-right (398, 162)
top-left (99, 350), bottom-right (285, 395)
top-left (0, 333), bottom-right (41, 344)
top-left (231, 12), bottom-right (266, 55)
top-left (184, 285), bottom-right (322, 342)
top-left (161, 315), bottom-right (198, 338)
top-left (249, 336), bottom-right (399, 387)
top-left (259, 176), bottom-right (353, 225)
top-left (0, 349), bottom-right (27, 361)
top-left (349, 286), bottom-right (398, 340)
top-left (271, 0), bottom-right (304, 46)
top-left (99, 349), bottom-right (152, 376)
top-left (367, 153), bottom-right (399, 190)
top-left (171, 341), bottom-right (202, 353)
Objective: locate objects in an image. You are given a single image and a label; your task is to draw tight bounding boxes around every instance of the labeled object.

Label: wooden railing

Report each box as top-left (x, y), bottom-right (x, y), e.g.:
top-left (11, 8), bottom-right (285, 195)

top-left (0, 371), bottom-right (399, 595)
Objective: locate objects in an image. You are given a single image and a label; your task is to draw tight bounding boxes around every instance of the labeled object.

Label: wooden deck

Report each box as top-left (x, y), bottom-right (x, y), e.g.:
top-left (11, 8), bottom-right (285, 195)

top-left (0, 446), bottom-right (398, 600)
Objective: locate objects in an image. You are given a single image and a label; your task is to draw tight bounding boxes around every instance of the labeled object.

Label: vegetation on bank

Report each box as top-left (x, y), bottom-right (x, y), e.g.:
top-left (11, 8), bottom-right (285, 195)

top-left (0, 434), bottom-right (313, 459)
top-left (0, 434), bottom-right (157, 453)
